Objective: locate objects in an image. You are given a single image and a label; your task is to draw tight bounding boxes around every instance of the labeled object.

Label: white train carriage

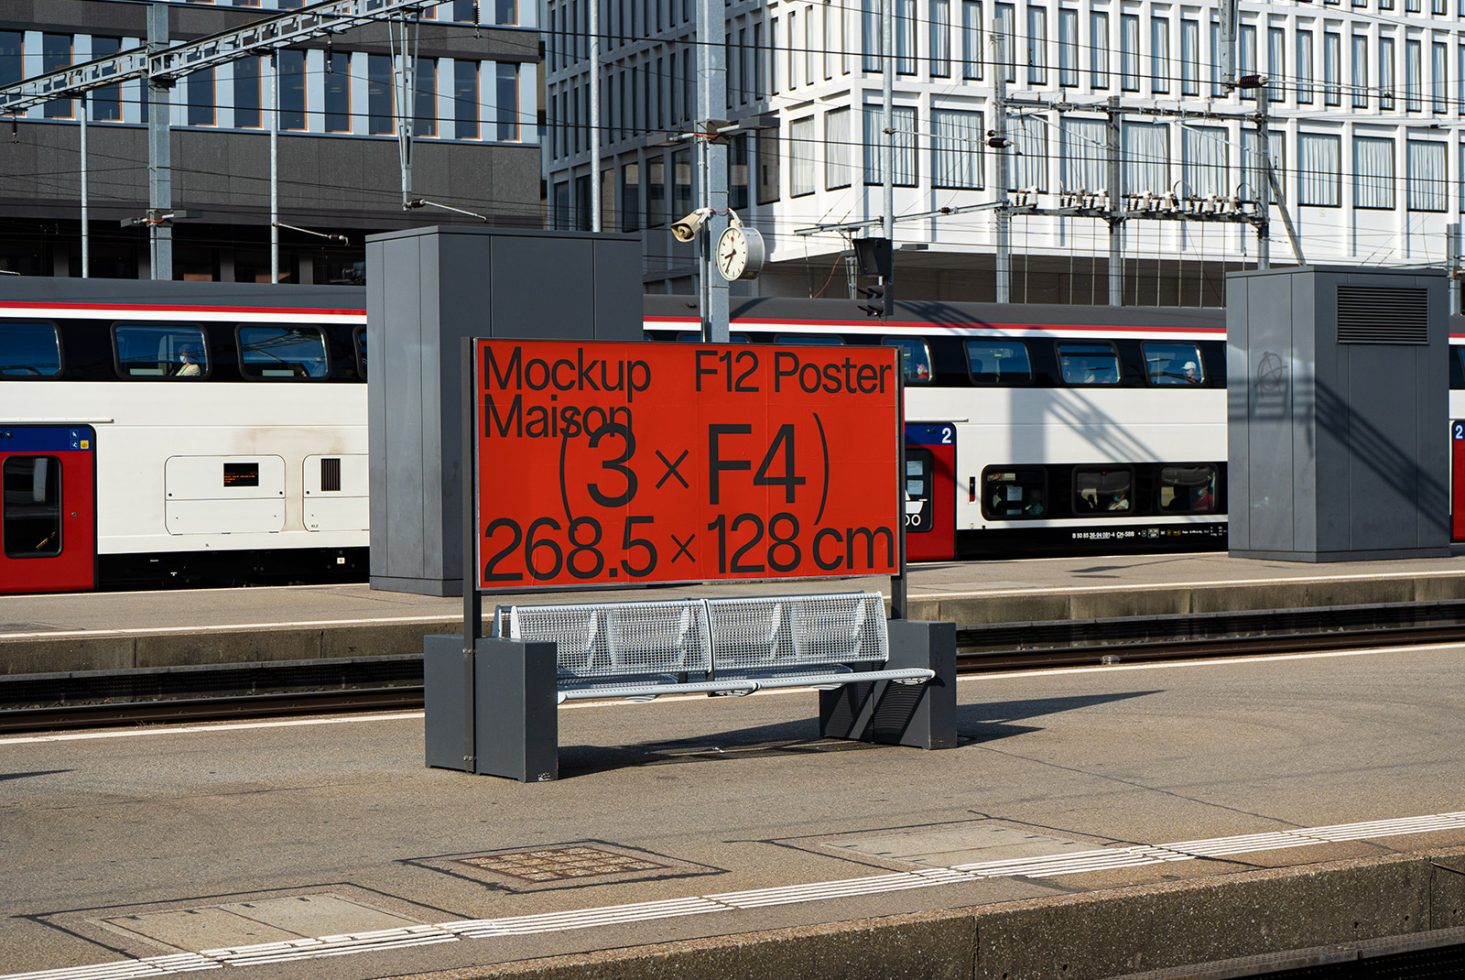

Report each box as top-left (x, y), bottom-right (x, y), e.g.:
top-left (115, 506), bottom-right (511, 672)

top-left (645, 297), bottom-right (1229, 561)
top-left (0, 281), bottom-right (367, 593)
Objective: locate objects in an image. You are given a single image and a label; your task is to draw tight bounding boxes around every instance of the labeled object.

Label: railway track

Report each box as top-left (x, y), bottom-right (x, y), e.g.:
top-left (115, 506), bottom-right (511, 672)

top-left (5, 600), bottom-right (1465, 734)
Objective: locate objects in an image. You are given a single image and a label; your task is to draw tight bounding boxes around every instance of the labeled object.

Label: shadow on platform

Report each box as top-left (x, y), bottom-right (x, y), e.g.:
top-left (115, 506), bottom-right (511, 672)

top-left (557, 689), bottom-right (1159, 776)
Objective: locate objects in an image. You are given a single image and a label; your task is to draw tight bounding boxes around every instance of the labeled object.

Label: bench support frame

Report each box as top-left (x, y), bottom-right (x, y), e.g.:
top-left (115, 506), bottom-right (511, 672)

top-left (424, 618), bottom-right (957, 782)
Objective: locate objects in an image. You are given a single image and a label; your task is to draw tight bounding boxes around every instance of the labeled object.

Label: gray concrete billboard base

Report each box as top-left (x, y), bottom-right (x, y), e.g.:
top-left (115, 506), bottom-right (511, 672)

top-left (818, 620), bottom-right (958, 749)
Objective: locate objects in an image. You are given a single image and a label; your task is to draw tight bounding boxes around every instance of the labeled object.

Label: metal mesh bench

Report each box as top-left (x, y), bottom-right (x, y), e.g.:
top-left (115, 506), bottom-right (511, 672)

top-left (492, 592), bottom-right (935, 703)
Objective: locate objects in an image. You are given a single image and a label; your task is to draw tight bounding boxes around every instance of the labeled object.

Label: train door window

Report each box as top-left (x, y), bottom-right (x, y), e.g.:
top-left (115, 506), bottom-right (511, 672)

top-left (675, 332), bottom-right (750, 342)
top-left (883, 337), bottom-right (933, 384)
top-left (906, 450), bottom-right (933, 530)
top-left (1158, 464), bottom-right (1217, 512)
top-left (3, 456), bottom-right (62, 558)
top-left (113, 324), bottom-right (209, 379)
top-left (965, 339), bottom-right (1032, 384)
top-left (0, 322), bottom-right (62, 378)
top-left (1143, 341), bottom-right (1205, 385)
top-left (1074, 467), bottom-right (1134, 513)
top-left (1454, 346), bottom-right (1465, 387)
top-left (354, 326), bottom-right (367, 379)
top-left (1057, 342), bottom-right (1121, 385)
top-left (981, 467), bottom-right (1048, 519)
top-left (238, 326), bottom-right (330, 379)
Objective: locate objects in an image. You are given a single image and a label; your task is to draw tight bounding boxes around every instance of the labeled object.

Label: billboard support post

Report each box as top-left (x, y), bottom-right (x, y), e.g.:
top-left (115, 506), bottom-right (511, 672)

top-left (461, 337), bottom-right (481, 772)
top-left (892, 369), bottom-right (907, 620)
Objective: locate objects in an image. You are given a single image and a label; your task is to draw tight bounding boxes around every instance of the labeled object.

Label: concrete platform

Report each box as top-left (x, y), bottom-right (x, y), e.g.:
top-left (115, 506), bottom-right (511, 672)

top-left (9, 552), bottom-right (1465, 673)
top-left (1, 640), bottom-right (1463, 978)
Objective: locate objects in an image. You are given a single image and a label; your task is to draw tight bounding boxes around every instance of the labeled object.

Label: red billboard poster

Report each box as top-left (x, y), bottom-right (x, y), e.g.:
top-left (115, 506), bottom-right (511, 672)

top-left (473, 339), bottom-right (901, 590)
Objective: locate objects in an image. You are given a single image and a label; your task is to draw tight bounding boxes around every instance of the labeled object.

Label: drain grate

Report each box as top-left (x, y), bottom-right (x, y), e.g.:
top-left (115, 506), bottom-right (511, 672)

top-left (459, 845), bottom-right (667, 883)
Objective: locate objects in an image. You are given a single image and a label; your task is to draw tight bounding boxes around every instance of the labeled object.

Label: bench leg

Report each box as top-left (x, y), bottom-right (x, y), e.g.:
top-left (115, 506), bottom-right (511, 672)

top-left (424, 635), bottom-right (560, 781)
top-left (818, 620), bottom-right (958, 750)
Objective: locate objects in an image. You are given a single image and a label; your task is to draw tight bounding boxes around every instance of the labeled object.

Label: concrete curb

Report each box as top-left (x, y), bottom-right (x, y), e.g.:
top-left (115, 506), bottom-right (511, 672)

top-left (393, 845), bottom-right (1465, 980)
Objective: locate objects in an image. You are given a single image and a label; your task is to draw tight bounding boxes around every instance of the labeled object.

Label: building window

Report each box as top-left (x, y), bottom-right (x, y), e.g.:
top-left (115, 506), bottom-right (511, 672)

top-left (1060, 117), bottom-right (1105, 192)
top-left (1406, 40), bottom-right (1422, 112)
top-left (826, 106), bottom-right (851, 190)
top-left (1238, 25), bottom-right (1256, 100)
top-left (962, 0), bottom-right (983, 80)
top-left (757, 126), bottom-right (781, 204)
top-left (1324, 32), bottom-right (1340, 106)
top-left (1150, 17), bottom-right (1169, 94)
top-left (453, 0), bottom-right (476, 21)
top-left (898, 0), bottom-right (916, 74)
top-left (672, 147), bottom-right (693, 216)
top-left (497, 63), bottom-right (519, 140)
top-left (187, 67), bottom-right (216, 126)
top-left (1354, 135), bottom-right (1395, 210)
top-left (931, 108), bottom-right (983, 189)
top-left (1120, 14), bottom-right (1139, 91)
top-left (995, 4), bottom-right (1015, 82)
top-left (861, 0), bottom-right (880, 73)
top-left (368, 54), bottom-right (394, 135)
top-left (233, 56), bottom-right (262, 128)
top-left (0, 32), bottom-right (20, 87)
top-left (1351, 35), bottom-right (1369, 110)
top-left (1027, 6), bottom-right (1047, 85)
top-left (1261, 27), bottom-right (1281, 103)
top-left (619, 163), bottom-right (640, 232)
top-left (1298, 133), bottom-right (1341, 206)
top-left (754, 21), bottom-right (766, 96)
top-left (325, 52), bottom-right (351, 132)
top-left (930, 0), bottom-right (951, 78)
top-left (43, 34), bottom-right (73, 119)
top-left (497, 0), bottom-right (518, 25)
top-left (1380, 37), bottom-right (1395, 111)
top-left (790, 116), bottom-right (816, 196)
top-left (1180, 19), bottom-right (1199, 96)
top-left (730, 133), bottom-right (750, 209)
top-left (863, 104), bottom-right (918, 186)
top-left (1058, 9), bottom-right (1078, 87)
top-left (1181, 126), bottom-right (1228, 198)
top-left (414, 58), bottom-right (437, 137)
top-left (453, 61), bottom-right (479, 139)
top-left (92, 37), bottom-right (121, 121)
top-left (1241, 128), bottom-right (1284, 202)
top-left (1090, 12), bottom-right (1108, 88)
top-left (1434, 42), bottom-right (1447, 115)
top-left (1407, 140), bottom-right (1446, 211)
top-left (1296, 30), bottom-right (1314, 105)
top-left (279, 50), bottom-right (306, 130)
top-left (1122, 122), bottom-right (1168, 196)
top-left (647, 154), bottom-right (668, 225)
top-left (1210, 21), bottom-right (1223, 96)
top-left (1010, 114), bottom-right (1047, 190)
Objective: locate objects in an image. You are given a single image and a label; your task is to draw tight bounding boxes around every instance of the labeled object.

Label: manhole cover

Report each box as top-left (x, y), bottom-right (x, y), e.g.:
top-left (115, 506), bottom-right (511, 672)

top-left (461, 846), bottom-right (666, 883)
top-left (410, 841), bottom-right (721, 893)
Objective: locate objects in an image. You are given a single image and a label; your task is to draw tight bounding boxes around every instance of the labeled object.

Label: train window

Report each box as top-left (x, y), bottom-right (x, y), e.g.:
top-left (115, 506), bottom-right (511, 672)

top-left (883, 338), bottom-right (933, 384)
top-left (981, 467), bottom-right (1048, 519)
top-left (3, 456), bottom-right (62, 558)
top-left (1158, 464), bottom-right (1217, 512)
top-left (776, 334), bottom-right (842, 345)
top-left (965, 340), bottom-right (1032, 385)
top-left (113, 324), bottom-right (209, 379)
top-left (0, 322), bottom-right (62, 378)
top-left (238, 326), bottom-right (330, 380)
top-left (674, 332), bottom-right (750, 343)
top-left (1143, 342), bottom-right (1205, 385)
top-left (1057, 343), bottom-right (1121, 385)
top-left (1074, 467), bottom-right (1134, 513)
top-left (354, 327), bottom-right (367, 379)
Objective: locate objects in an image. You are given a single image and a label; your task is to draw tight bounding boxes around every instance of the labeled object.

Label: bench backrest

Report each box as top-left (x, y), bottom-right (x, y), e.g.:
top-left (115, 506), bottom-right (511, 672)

top-left (495, 592), bottom-right (888, 686)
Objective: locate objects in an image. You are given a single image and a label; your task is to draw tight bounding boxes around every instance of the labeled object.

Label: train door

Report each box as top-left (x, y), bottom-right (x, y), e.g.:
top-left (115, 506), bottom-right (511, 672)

top-left (0, 426), bottom-right (96, 593)
top-left (904, 423), bottom-right (956, 561)
top-left (1453, 421), bottom-right (1465, 542)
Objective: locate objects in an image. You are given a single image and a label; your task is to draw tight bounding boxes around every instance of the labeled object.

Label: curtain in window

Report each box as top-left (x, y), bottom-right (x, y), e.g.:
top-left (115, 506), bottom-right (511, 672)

top-left (1060, 118), bottom-right (1106, 193)
top-left (1122, 121), bottom-right (1169, 195)
top-left (863, 105), bottom-right (918, 185)
top-left (790, 117), bottom-right (816, 195)
top-left (1407, 140), bottom-right (1446, 211)
top-left (1354, 136), bottom-right (1395, 209)
top-left (1298, 133), bottom-right (1340, 206)
top-left (825, 107), bottom-right (851, 189)
top-left (1181, 126), bottom-right (1228, 198)
top-left (1010, 113), bottom-right (1048, 190)
top-left (932, 108), bottom-right (983, 188)
top-left (862, 0), bottom-right (881, 72)
top-left (1240, 129), bottom-right (1284, 200)
top-left (930, 0), bottom-right (951, 77)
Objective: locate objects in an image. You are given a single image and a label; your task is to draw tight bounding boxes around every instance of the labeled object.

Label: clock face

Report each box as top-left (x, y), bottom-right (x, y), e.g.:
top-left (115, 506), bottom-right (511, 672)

top-left (717, 227), bottom-right (747, 281)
